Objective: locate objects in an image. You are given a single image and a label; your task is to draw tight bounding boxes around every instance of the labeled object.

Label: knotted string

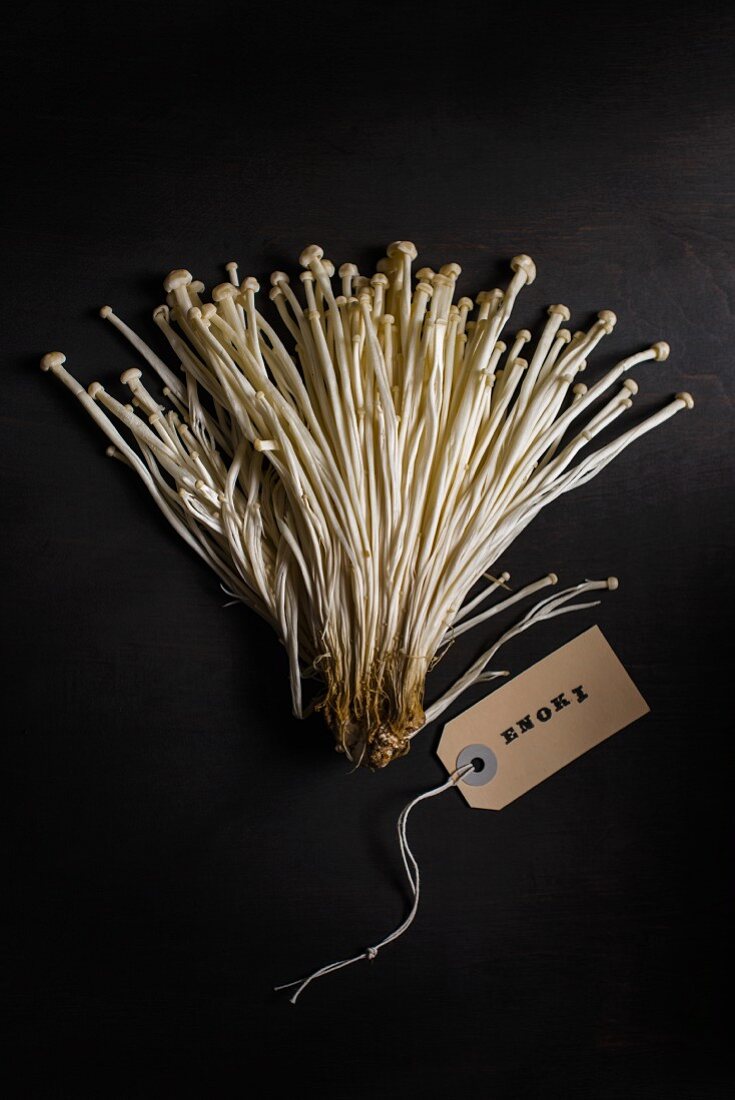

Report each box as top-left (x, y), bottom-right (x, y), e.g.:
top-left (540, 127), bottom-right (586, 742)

top-left (274, 762), bottom-right (475, 1004)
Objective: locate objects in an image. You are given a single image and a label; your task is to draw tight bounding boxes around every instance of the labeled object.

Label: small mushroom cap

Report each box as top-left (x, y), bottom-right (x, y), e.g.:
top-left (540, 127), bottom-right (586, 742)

top-left (457, 297), bottom-right (474, 311)
top-left (623, 378), bottom-right (639, 395)
top-left (607, 577), bottom-right (619, 590)
top-left (225, 261), bottom-right (239, 273)
top-left (371, 273), bottom-right (389, 288)
top-left (211, 282), bottom-right (238, 302)
top-left (416, 267), bottom-right (435, 282)
top-left (299, 244), bottom-right (324, 267)
top-left (515, 329), bottom-right (531, 342)
top-left (120, 368), bottom-right (142, 386)
top-left (440, 262), bottom-right (462, 279)
top-left (40, 351), bottom-right (66, 371)
top-left (573, 383), bottom-right (588, 395)
top-left (652, 341), bottom-right (670, 361)
top-left (548, 303), bottom-right (571, 321)
top-left (241, 276), bottom-right (260, 292)
top-left (163, 269), bottom-right (193, 292)
top-left (558, 328), bottom-right (572, 343)
top-left (322, 259), bottom-right (335, 277)
top-left (597, 309), bottom-right (617, 330)
top-left (676, 391), bottom-right (694, 409)
top-left (386, 240), bottom-right (418, 260)
top-left (87, 381), bottom-right (104, 400)
top-left (478, 288), bottom-right (504, 306)
top-left (339, 263), bottom-right (359, 278)
top-left (201, 303), bottom-right (217, 321)
top-left (511, 254), bottom-right (536, 284)
top-left (270, 270), bottom-right (290, 286)
top-left (99, 305), bottom-right (113, 319)
top-left (153, 305), bottom-right (169, 323)
top-left (547, 572), bottom-right (558, 584)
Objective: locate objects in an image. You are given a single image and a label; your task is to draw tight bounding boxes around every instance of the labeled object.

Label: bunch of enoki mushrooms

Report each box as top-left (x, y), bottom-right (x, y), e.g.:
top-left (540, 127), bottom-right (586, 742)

top-left (42, 243), bottom-right (692, 768)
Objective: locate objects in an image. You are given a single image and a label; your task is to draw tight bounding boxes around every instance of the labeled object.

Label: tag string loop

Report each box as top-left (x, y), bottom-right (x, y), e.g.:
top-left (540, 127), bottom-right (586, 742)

top-left (275, 763), bottom-right (474, 1004)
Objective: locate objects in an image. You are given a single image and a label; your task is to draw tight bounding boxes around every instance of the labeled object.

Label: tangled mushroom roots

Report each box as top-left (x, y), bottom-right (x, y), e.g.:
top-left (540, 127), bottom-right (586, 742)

top-left (41, 243), bottom-right (692, 767)
top-left (319, 653), bottom-right (428, 768)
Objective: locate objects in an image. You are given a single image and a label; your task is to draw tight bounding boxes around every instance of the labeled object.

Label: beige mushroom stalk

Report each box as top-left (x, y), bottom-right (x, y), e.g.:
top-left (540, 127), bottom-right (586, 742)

top-left (41, 244), bottom-right (692, 767)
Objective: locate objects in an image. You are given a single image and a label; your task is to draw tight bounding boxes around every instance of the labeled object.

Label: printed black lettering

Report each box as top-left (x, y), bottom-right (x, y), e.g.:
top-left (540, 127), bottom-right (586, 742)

top-left (551, 692), bottom-right (570, 712)
top-left (500, 726), bottom-right (518, 744)
top-left (517, 714), bottom-right (535, 733)
top-left (536, 706), bottom-right (552, 722)
top-left (571, 684), bottom-right (589, 703)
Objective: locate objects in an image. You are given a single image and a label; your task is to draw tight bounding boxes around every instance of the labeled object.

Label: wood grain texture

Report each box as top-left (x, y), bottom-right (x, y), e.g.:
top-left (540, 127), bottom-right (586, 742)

top-left (2, 3), bottom-right (733, 1096)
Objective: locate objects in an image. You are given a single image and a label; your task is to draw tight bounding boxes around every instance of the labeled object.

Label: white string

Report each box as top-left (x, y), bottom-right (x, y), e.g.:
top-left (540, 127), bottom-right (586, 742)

top-left (274, 762), bottom-right (475, 1004)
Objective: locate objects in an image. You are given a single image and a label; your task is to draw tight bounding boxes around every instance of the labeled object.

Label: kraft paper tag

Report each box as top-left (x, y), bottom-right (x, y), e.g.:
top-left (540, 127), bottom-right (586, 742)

top-left (437, 626), bottom-right (649, 810)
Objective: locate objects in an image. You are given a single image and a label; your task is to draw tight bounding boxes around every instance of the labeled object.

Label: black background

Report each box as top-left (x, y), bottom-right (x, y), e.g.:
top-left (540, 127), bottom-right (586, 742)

top-left (2, 3), bottom-right (733, 1096)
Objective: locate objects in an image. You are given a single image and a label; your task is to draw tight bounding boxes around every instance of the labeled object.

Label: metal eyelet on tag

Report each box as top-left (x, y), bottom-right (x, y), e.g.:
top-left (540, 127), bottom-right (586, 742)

top-left (456, 744), bottom-right (498, 786)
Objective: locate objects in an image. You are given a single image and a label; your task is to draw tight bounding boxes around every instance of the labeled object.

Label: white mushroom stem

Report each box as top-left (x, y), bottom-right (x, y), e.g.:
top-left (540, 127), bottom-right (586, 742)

top-left (41, 248), bottom-right (692, 767)
top-left (444, 573), bottom-right (558, 642)
top-left (422, 577), bottom-right (619, 727)
top-left (451, 570), bottom-right (511, 626)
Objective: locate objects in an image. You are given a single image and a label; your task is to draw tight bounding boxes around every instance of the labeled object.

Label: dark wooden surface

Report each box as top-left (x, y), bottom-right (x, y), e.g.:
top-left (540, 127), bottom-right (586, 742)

top-left (2, 4), bottom-right (733, 1096)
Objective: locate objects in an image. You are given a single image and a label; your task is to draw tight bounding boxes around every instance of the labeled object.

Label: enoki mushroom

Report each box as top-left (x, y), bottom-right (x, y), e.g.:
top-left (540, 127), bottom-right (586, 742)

top-left (41, 244), bottom-right (693, 768)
